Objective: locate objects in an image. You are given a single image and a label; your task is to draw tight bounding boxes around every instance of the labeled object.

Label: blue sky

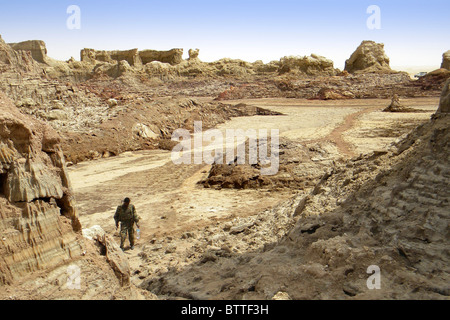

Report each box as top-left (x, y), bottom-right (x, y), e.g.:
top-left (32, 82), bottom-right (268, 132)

top-left (0, 0), bottom-right (448, 70)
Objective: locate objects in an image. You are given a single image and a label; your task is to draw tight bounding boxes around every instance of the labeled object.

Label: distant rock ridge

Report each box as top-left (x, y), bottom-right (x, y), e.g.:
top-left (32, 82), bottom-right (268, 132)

top-left (1, 35), bottom-right (343, 80)
top-left (80, 48), bottom-right (184, 66)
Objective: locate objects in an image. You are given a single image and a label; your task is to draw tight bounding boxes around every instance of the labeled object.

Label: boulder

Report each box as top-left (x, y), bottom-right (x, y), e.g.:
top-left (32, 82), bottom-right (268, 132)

top-left (46, 109), bottom-right (69, 121)
top-left (272, 291), bottom-right (292, 300)
top-left (132, 123), bottom-right (159, 139)
top-left (97, 234), bottom-right (131, 287)
top-left (82, 225), bottom-right (106, 240)
top-left (107, 98), bottom-right (119, 108)
top-left (229, 221), bottom-right (255, 235)
top-left (345, 40), bottom-right (392, 74)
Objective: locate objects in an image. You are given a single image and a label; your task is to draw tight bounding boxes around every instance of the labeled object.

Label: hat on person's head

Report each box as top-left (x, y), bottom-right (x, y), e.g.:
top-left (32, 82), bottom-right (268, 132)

top-left (124, 198), bottom-right (131, 204)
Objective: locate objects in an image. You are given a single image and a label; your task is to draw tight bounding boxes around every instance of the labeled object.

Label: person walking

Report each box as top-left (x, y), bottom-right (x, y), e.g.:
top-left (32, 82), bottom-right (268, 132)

top-left (114, 198), bottom-right (140, 250)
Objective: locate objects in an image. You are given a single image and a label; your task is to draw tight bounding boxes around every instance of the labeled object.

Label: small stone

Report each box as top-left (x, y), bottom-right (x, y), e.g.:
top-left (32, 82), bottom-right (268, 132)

top-left (272, 291), bottom-right (291, 300)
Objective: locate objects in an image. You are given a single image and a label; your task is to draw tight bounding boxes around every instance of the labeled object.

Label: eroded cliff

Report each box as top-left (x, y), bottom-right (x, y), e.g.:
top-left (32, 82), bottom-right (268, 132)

top-left (0, 92), bottom-right (82, 285)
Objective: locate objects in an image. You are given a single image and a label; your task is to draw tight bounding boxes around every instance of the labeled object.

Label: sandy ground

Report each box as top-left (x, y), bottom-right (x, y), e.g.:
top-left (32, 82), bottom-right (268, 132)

top-left (68, 97), bottom-right (439, 288)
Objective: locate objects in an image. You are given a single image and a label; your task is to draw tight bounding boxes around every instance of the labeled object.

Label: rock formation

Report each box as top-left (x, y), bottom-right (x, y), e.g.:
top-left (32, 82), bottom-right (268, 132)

top-left (188, 48), bottom-right (200, 61)
top-left (345, 40), bottom-right (392, 74)
top-left (97, 234), bottom-right (131, 287)
top-left (414, 68), bottom-right (450, 91)
top-left (81, 47), bottom-right (184, 66)
top-left (0, 92), bottom-right (82, 285)
top-left (437, 79), bottom-right (450, 113)
top-left (0, 36), bottom-right (42, 74)
top-left (139, 48), bottom-right (183, 65)
top-left (279, 54), bottom-right (338, 76)
top-left (441, 50), bottom-right (450, 70)
top-left (8, 40), bottom-right (48, 64)
top-left (81, 48), bottom-right (141, 66)
top-left (315, 88), bottom-right (355, 100)
top-left (383, 94), bottom-right (409, 112)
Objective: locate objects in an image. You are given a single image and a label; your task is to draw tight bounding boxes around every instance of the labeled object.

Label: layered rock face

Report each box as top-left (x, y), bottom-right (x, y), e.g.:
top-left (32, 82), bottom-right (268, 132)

top-left (0, 92), bottom-right (82, 285)
top-left (345, 40), bottom-right (392, 74)
top-left (0, 36), bottom-right (42, 74)
top-left (8, 40), bottom-right (48, 64)
top-left (437, 79), bottom-right (450, 113)
top-left (139, 48), bottom-right (183, 65)
top-left (81, 48), bottom-right (141, 66)
top-left (441, 50), bottom-right (450, 70)
top-left (80, 47), bottom-right (184, 66)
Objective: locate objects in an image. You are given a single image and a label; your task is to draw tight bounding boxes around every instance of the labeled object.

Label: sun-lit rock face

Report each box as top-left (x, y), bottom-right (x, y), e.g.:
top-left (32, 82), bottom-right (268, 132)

top-left (441, 50), bottom-right (450, 70)
top-left (7, 40), bottom-right (48, 64)
top-left (80, 47), bottom-right (184, 66)
top-left (0, 91), bottom-right (82, 285)
top-left (437, 79), bottom-right (450, 113)
top-left (345, 40), bottom-right (392, 74)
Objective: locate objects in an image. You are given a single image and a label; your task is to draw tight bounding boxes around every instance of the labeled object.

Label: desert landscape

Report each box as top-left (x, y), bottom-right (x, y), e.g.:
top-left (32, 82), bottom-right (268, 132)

top-left (0, 28), bottom-right (449, 303)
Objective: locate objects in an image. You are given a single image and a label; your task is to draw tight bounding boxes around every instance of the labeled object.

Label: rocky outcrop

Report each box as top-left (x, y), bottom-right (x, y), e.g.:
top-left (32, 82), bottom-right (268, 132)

top-left (383, 94), bottom-right (409, 112)
top-left (315, 88), bottom-right (355, 100)
top-left (0, 92), bottom-right (82, 285)
top-left (0, 36), bottom-right (42, 74)
top-left (132, 123), bottom-right (159, 139)
top-left (139, 48), bottom-right (183, 65)
top-left (414, 68), bottom-right (450, 91)
top-left (441, 51), bottom-right (450, 70)
top-left (215, 73), bottom-right (416, 100)
top-left (80, 47), bottom-right (184, 66)
top-left (200, 137), bottom-right (329, 191)
top-left (345, 40), bottom-right (392, 74)
top-left (188, 48), bottom-right (200, 61)
top-left (8, 40), bottom-right (48, 64)
top-left (81, 48), bottom-right (142, 66)
top-left (437, 79), bottom-right (450, 113)
top-left (97, 234), bottom-right (131, 287)
top-left (279, 54), bottom-right (338, 76)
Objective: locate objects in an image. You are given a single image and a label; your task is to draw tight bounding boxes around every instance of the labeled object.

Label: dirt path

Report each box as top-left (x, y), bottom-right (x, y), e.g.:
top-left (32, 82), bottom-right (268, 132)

top-left (321, 106), bottom-right (381, 158)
